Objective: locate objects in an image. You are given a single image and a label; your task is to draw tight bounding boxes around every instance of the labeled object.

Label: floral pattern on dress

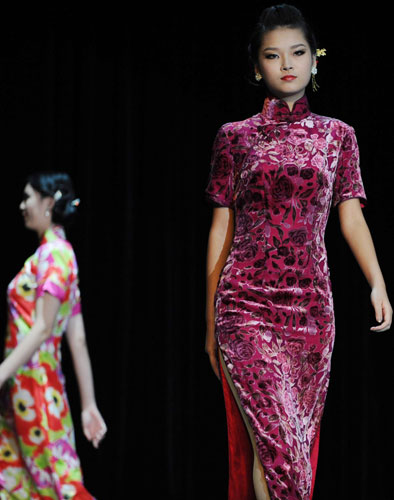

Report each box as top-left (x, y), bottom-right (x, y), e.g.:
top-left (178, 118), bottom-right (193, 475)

top-left (0, 225), bottom-right (93, 500)
top-left (206, 95), bottom-right (366, 500)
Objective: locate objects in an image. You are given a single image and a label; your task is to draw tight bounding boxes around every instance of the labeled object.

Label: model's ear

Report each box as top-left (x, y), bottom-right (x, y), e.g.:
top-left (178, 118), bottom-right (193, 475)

top-left (44, 196), bottom-right (55, 212)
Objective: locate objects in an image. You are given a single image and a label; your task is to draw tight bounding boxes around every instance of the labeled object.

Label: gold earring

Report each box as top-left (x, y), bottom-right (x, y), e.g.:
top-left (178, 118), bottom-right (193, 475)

top-left (255, 72), bottom-right (262, 82)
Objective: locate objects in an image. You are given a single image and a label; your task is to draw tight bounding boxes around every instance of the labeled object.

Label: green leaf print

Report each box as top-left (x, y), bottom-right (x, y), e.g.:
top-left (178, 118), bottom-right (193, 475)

top-left (21, 368), bottom-right (46, 385)
top-left (19, 440), bottom-right (35, 458)
top-left (36, 451), bottom-right (49, 469)
top-left (55, 459), bottom-right (68, 477)
top-left (38, 487), bottom-right (58, 500)
top-left (48, 428), bottom-right (67, 441)
top-left (69, 468), bottom-right (83, 482)
top-left (39, 351), bottom-right (57, 370)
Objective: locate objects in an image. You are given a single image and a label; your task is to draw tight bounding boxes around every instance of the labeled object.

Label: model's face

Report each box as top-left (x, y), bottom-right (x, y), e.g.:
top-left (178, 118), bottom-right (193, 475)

top-left (20, 183), bottom-right (52, 234)
top-left (256, 27), bottom-right (316, 108)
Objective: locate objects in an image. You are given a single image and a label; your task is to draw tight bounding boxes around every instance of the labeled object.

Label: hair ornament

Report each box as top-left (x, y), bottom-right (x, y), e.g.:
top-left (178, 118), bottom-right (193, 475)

top-left (53, 190), bottom-right (62, 201)
top-left (316, 48), bottom-right (326, 57)
top-left (71, 198), bottom-right (80, 207)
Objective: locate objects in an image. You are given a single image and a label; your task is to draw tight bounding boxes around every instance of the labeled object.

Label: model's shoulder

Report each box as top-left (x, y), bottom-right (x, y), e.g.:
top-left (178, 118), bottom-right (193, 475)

top-left (309, 112), bottom-right (356, 133)
top-left (217, 113), bottom-right (262, 140)
top-left (38, 237), bottom-right (74, 262)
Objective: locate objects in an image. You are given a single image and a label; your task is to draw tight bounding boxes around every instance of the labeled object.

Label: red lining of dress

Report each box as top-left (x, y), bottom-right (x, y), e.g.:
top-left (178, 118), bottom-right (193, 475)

top-left (220, 359), bottom-right (320, 500)
top-left (220, 359), bottom-right (256, 500)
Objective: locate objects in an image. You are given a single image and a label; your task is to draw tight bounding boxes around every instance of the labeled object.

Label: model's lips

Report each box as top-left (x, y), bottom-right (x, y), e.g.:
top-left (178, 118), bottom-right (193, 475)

top-left (281, 75), bottom-right (297, 81)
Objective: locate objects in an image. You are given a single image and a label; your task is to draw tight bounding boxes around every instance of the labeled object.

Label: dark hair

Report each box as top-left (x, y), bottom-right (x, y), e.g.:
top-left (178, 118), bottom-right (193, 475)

top-left (248, 4), bottom-right (317, 69)
top-left (26, 171), bottom-right (79, 226)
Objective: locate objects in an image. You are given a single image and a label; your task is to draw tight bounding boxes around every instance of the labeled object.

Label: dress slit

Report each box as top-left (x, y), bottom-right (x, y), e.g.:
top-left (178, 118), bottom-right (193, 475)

top-left (309, 427), bottom-right (320, 499)
top-left (220, 350), bottom-right (321, 500)
top-left (219, 353), bottom-right (257, 500)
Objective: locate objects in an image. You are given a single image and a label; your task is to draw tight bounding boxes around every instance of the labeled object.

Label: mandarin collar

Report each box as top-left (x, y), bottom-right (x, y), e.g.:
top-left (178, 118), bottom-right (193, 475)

top-left (261, 95), bottom-right (311, 123)
top-left (41, 224), bottom-right (66, 245)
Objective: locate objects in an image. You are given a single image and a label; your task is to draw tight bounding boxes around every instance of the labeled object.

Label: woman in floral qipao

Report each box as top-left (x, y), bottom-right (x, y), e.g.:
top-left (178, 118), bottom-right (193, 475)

top-left (205, 5), bottom-right (392, 500)
top-left (0, 172), bottom-right (106, 499)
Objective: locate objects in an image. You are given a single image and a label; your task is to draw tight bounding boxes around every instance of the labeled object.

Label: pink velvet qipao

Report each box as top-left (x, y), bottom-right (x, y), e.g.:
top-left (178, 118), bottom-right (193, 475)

top-left (206, 95), bottom-right (366, 499)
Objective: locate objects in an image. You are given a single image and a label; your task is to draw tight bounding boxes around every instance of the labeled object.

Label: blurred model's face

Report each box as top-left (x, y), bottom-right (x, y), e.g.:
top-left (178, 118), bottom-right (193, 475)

top-left (256, 27), bottom-right (316, 109)
top-left (20, 183), bottom-right (52, 235)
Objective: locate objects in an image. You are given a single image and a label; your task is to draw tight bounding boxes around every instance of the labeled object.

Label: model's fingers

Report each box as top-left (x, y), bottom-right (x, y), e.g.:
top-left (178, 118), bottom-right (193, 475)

top-left (83, 426), bottom-right (92, 440)
top-left (370, 295), bottom-right (383, 322)
top-left (96, 425), bottom-right (106, 440)
top-left (375, 306), bottom-right (383, 323)
top-left (371, 319), bottom-right (391, 331)
top-left (371, 300), bottom-right (392, 331)
top-left (92, 427), bottom-right (106, 448)
top-left (383, 302), bottom-right (393, 323)
top-left (371, 310), bottom-right (391, 331)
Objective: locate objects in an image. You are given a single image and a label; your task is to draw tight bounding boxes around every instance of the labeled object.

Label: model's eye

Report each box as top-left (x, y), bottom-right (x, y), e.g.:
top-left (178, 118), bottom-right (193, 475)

top-left (264, 53), bottom-right (278, 60)
top-left (294, 50), bottom-right (306, 56)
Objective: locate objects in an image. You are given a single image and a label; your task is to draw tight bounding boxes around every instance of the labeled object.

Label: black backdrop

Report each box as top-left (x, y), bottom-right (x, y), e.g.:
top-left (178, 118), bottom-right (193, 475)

top-left (1, 3), bottom-right (393, 499)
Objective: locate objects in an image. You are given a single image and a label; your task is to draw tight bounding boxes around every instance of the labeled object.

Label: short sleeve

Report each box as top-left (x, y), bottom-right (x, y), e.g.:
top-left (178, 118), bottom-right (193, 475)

top-left (332, 126), bottom-right (367, 208)
top-left (205, 125), bottom-right (235, 208)
top-left (36, 246), bottom-right (70, 303)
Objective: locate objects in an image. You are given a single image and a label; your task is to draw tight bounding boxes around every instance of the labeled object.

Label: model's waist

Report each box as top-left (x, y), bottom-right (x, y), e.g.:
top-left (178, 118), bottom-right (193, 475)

top-left (229, 239), bottom-right (327, 262)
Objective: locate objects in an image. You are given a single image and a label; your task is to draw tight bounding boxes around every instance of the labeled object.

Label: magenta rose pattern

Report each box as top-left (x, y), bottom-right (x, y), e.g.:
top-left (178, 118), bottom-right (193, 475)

top-left (206, 95), bottom-right (366, 500)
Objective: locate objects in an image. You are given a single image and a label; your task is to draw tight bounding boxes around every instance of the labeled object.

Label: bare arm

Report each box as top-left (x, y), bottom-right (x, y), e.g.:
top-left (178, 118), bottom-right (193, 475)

top-left (66, 313), bottom-right (107, 448)
top-left (206, 207), bottom-right (235, 379)
top-left (0, 293), bottom-right (60, 387)
top-left (338, 198), bottom-right (392, 331)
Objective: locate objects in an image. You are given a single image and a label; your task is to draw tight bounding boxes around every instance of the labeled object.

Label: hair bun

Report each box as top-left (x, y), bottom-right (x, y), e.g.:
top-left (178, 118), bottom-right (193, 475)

top-left (26, 171), bottom-right (79, 226)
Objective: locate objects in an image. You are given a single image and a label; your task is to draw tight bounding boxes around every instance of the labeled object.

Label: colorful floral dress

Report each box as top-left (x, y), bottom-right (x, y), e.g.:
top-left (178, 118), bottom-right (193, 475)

top-left (206, 95), bottom-right (366, 500)
top-left (0, 225), bottom-right (93, 500)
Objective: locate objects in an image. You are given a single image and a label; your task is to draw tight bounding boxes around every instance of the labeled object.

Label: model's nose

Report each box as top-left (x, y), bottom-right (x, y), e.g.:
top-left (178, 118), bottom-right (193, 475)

top-left (282, 63), bottom-right (294, 71)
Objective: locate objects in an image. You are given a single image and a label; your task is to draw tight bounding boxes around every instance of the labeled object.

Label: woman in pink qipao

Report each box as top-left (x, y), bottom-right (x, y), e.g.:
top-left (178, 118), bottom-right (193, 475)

top-left (205, 5), bottom-right (392, 500)
top-left (0, 172), bottom-right (106, 499)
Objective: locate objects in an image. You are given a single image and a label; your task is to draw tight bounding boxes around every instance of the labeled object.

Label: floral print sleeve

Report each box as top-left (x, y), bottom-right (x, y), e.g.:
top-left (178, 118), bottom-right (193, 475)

top-left (332, 125), bottom-right (367, 207)
top-left (205, 124), bottom-right (236, 208)
top-left (36, 239), bottom-right (81, 317)
top-left (36, 246), bottom-right (70, 302)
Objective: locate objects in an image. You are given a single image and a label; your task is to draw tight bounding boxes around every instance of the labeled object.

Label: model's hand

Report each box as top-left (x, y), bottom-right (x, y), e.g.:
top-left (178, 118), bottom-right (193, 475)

top-left (81, 404), bottom-right (107, 448)
top-left (205, 325), bottom-right (220, 380)
top-left (370, 286), bottom-right (392, 332)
